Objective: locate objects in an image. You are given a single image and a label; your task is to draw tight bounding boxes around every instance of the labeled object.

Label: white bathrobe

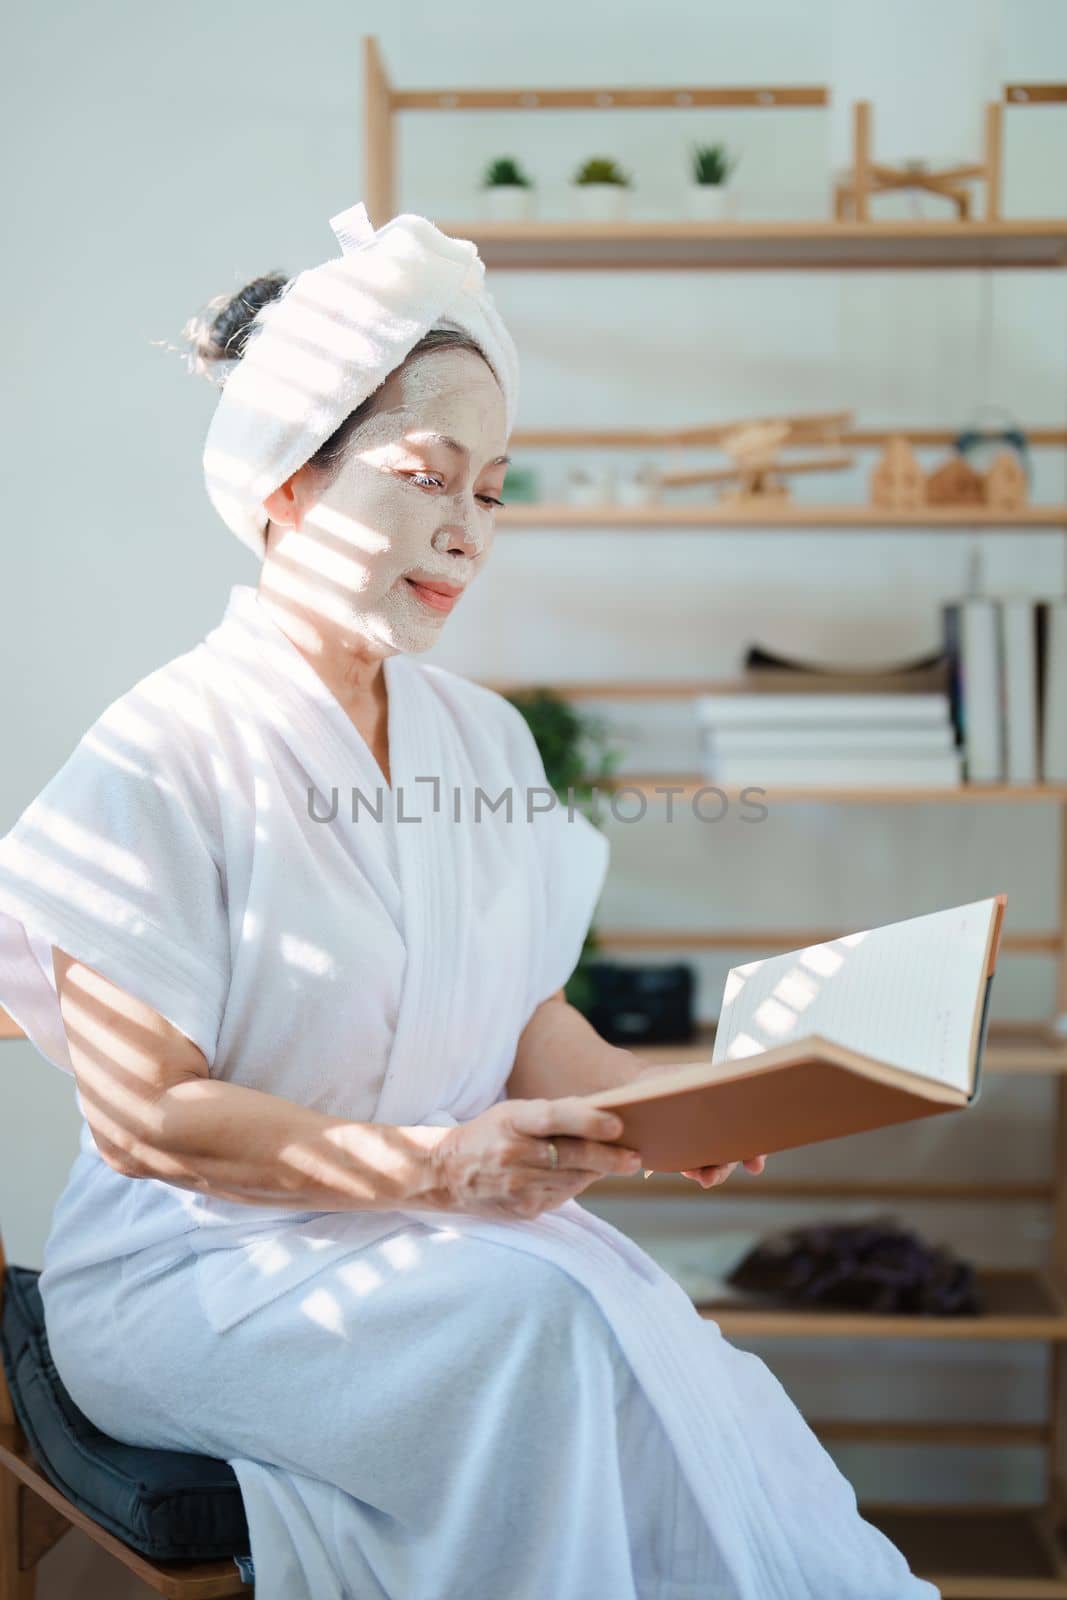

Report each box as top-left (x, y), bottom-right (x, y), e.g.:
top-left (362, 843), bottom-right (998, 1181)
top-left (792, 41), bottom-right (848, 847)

top-left (0, 584), bottom-right (936, 1598)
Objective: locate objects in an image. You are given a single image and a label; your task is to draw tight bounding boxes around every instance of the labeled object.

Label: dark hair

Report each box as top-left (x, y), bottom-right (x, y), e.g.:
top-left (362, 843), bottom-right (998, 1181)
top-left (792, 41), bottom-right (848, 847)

top-left (182, 273), bottom-right (499, 481)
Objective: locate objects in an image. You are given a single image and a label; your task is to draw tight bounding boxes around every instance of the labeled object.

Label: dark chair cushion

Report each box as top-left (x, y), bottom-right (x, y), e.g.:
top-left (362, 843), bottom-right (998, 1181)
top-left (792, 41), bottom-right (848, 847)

top-left (0, 1263), bottom-right (250, 1563)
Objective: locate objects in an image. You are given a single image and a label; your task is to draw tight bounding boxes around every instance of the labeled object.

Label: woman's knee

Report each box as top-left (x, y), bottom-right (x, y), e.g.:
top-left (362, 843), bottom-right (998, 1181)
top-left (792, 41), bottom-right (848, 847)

top-left (479, 1247), bottom-right (631, 1382)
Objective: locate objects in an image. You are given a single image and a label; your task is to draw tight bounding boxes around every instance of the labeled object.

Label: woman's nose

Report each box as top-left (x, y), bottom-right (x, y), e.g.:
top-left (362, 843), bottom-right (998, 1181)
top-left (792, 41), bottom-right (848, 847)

top-left (435, 494), bottom-right (488, 557)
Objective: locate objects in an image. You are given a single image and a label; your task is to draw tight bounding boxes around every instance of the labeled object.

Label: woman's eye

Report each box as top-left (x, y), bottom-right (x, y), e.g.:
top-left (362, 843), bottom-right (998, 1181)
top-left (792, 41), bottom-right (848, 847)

top-left (404, 472), bottom-right (503, 509)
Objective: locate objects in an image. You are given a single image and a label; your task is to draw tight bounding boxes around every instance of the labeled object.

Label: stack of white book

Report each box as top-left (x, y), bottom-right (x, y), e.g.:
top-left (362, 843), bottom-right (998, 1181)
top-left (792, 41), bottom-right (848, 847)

top-left (697, 692), bottom-right (962, 788)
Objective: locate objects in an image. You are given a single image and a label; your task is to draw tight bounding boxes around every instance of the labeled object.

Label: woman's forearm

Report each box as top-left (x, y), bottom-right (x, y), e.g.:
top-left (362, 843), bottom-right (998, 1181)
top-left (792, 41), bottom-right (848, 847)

top-left (505, 990), bottom-right (643, 1100)
top-left (120, 1075), bottom-right (451, 1213)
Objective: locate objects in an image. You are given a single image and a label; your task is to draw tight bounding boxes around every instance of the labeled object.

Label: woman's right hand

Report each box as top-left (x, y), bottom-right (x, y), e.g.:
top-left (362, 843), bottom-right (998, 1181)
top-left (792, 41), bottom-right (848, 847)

top-left (428, 1097), bottom-right (644, 1220)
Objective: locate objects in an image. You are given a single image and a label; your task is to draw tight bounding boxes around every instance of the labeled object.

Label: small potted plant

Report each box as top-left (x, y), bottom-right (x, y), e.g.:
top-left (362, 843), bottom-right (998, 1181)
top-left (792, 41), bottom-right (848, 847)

top-left (480, 156), bottom-right (535, 221)
top-left (688, 142), bottom-right (738, 220)
top-left (571, 156), bottom-right (633, 222)
top-left (564, 463), bottom-right (614, 506)
top-left (616, 461), bottom-right (662, 507)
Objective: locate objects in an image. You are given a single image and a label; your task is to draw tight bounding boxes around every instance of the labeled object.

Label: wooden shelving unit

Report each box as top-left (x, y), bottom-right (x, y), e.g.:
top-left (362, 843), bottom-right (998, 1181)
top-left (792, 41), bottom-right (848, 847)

top-left (366, 38), bottom-right (1067, 1592)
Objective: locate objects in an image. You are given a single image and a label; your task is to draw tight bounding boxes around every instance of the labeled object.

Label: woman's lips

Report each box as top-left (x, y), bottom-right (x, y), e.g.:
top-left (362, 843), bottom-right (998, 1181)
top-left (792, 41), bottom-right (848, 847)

top-left (405, 577), bottom-right (459, 614)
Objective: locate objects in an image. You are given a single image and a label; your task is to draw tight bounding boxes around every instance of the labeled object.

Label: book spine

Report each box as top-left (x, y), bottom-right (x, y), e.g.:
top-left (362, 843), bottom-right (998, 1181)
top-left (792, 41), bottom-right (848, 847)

top-left (960, 599), bottom-right (1004, 782)
top-left (700, 753), bottom-right (964, 786)
top-left (695, 693), bottom-right (951, 727)
top-left (702, 726), bottom-right (955, 755)
top-left (1042, 601), bottom-right (1067, 781)
top-left (1000, 600), bottom-right (1038, 784)
top-left (942, 601), bottom-right (964, 752)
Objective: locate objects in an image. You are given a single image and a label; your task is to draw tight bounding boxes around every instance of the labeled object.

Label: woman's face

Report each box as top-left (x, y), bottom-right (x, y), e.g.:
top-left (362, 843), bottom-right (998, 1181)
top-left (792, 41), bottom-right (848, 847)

top-left (263, 346), bottom-right (510, 655)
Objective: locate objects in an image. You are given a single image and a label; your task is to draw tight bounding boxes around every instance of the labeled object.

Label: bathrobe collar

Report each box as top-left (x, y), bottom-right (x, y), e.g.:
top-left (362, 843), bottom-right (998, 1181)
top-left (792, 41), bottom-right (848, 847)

top-left (204, 583), bottom-right (478, 1128)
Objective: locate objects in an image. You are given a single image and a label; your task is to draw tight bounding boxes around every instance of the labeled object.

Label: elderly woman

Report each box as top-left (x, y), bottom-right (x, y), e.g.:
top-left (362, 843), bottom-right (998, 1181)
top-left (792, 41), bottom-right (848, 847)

top-left (0, 202), bottom-right (933, 1599)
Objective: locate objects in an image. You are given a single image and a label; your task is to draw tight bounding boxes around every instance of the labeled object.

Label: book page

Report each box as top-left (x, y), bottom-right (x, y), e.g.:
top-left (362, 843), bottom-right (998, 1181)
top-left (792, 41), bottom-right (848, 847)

top-left (711, 898), bottom-right (996, 1095)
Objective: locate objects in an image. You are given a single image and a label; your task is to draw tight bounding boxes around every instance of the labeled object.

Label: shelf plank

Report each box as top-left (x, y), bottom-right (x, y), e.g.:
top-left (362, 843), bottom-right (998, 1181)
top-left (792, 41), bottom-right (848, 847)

top-left (589, 777), bottom-right (1067, 802)
top-left (435, 218), bottom-right (1067, 272)
top-left (594, 1175), bottom-right (1054, 1201)
top-left (599, 928), bottom-right (1058, 954)
top-left (508, 424), bottom-right (1067, 450)
top-left (398, 84), bottom-right (830, 111)
top-left (700, 1269), bottom-right (1067, 1341)
top-left (628, 1021), bottom-right (1067, 1075)
top-left (497, 502), bottom-right (1067, 526)
top-left (863, 1505), bottom-right (1067, 1598)
top-left (816, 1420), bottom-right (1049, 1447)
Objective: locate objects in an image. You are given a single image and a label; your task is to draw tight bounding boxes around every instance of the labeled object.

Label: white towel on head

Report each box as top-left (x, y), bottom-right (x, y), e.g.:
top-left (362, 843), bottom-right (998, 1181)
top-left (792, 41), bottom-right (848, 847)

top-left (202, 201), bottom-right (520, 557)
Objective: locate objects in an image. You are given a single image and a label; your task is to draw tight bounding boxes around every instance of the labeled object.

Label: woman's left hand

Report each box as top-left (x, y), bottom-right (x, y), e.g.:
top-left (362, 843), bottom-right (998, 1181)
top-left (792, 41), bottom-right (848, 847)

top-left (679, 1153), bottom-right (767, 1188)
top-left (632, 1060), bottom-right (768, 1188)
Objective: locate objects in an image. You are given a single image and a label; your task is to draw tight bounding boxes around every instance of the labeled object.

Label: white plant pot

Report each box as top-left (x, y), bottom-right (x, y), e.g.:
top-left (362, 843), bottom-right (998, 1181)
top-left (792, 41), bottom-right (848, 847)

top-left (566, 467), bottom-right (614, 506)
top-left (572, 184), bottom-right (631, 222)
top-left (482, 185), bottom-right (534, 222)
top-left (687, 183), bottom-right (734, 221)
top-left (616, 477), bottom-right (660, 507)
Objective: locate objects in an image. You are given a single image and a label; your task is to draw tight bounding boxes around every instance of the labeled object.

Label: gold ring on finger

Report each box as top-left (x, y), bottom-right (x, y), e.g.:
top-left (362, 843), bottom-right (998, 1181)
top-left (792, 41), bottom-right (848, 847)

top-left (546, 1139), bottom-right (559, 1170)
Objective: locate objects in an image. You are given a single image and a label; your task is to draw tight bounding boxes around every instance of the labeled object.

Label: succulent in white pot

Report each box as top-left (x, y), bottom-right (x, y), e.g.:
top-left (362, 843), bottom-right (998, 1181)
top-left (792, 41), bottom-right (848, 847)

top-left (480, 156), bottom-right (535, 220)
top-left (687, 142), bottom-right (738, 220)
top-left (616, 461), bottom-right (662, 507)
top-left (571, 157), bottom-right (632, 222)
top-left (565, 464), bottom-right (614, 506)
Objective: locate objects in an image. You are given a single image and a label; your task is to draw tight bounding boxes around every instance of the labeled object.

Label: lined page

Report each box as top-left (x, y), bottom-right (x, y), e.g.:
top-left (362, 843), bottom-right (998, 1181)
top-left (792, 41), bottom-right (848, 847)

top-left (711, 898), bottom-right (996, 1094)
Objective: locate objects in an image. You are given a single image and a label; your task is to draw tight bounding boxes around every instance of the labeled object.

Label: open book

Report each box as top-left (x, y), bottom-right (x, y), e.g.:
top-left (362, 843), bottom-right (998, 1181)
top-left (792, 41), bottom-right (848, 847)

top-left (585, 894), bottom-right (1007, 1172)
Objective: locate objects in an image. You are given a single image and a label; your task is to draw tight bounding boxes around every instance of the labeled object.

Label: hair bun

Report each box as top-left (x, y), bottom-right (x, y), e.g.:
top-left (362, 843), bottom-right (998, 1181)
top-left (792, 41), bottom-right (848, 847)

top-left (180, 272), bottom-right (289, 386)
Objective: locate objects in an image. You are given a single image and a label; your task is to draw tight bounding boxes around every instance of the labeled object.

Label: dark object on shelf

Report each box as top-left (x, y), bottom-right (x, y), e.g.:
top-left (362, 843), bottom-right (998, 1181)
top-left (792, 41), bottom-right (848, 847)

top-left (584, 960), bottom-right (694, 1046)
top-left (725, 1217), bottom-right (983, 1316)
top-left (954, 422), bottom-right (1031, 487)
top-left (742, 642), bottom-right (950, 695)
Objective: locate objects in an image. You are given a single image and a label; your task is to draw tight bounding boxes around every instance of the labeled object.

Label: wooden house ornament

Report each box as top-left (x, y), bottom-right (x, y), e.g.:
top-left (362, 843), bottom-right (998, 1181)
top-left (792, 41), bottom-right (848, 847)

top-left (870, 435), bottom-right (925, 510)
top-left (984, 448), bottom-right (1027, 512)
top-left (926, 454), bottom-right (986, 506)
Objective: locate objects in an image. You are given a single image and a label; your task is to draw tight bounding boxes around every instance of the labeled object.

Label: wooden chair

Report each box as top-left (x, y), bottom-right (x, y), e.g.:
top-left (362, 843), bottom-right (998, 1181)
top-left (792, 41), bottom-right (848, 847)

top-left (1, 1228), bottom-right (251, 1598)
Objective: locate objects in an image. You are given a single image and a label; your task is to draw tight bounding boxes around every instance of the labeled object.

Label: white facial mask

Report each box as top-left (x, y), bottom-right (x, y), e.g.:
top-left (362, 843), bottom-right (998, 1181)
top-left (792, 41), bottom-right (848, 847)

top-left (269, 347), bottom-right (509, 655)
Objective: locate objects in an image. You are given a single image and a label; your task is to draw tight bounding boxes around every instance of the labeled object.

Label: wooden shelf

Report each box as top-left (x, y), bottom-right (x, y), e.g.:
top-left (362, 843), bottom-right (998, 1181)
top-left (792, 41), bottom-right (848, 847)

top-left (591, 778), bottom-right (1067, 803)
top-left (699, 1269), bottom-right (1067, 1342)
top-left (602, 926), bottom-right (1057, 954)
top-left (597, 1175), bottom-right (1054, 1202)
top-left (496, 502), bottom-right (1067, 527)
top-left (509, 424), bottom-right (1067, 450)
top-left (862, 1505), bottom-right (1067, 1598)
top-left (628, 1021), bottom-right (1067, 1075)
top-left (432, 218), bottom-right (1067, 272)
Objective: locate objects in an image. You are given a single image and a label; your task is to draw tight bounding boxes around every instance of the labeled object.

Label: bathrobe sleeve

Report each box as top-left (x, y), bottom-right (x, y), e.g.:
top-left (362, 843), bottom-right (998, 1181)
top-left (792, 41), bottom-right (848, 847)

top-left (0, 684), bottom-right (231, 1077)
top-left (498, 697), bottom-right (611, 1012)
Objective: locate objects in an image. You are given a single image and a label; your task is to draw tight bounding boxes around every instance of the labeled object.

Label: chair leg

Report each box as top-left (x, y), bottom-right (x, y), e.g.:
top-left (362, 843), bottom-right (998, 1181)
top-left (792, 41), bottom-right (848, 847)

top-left (0, 1466), bottom-right (35, 1600)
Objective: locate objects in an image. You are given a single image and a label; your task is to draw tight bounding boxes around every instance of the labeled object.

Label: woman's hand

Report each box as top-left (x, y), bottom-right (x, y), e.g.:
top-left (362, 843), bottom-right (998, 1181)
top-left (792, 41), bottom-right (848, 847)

top-left (634, 1061), bottom-right (768, 1189)
top-left (428, 1096), bottom-right (643, 1220)
top-left (679, 1153), bottom-right (767, 1188)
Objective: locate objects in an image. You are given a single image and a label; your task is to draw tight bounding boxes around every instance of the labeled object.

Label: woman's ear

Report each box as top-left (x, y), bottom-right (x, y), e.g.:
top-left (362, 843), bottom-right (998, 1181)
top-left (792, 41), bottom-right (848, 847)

top-left (262, 470), bottom-right (308, 531)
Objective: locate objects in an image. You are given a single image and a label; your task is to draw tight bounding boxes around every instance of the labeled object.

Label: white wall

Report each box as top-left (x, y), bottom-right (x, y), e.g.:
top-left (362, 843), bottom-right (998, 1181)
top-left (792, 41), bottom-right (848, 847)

top-left (2, 3), bottom-right (1066, 1590)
